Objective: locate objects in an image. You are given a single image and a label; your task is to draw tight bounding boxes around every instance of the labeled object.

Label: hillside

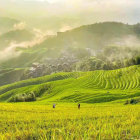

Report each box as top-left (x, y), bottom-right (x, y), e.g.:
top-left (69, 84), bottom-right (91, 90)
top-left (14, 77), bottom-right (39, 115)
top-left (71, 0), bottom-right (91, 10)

top-left (0, 29), bottom-right (34, 42)
top-left (0, 22), bottom-right (140, 87)
top-left (0, 68), bottom-right (26, 86)
top-left (0, 65), bottom-right (139, 103)
top-left (0, 17), bottom-right (19, 33)
top-left (0, 29), bottom-right (34, 50)
top-left (1, 22), bottom-right (140, 68)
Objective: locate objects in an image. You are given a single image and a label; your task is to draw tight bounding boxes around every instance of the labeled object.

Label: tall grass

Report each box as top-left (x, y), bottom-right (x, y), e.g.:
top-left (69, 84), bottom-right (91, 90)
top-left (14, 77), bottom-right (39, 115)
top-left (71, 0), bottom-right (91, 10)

top-left (0, 103), bottom-right (139, 140)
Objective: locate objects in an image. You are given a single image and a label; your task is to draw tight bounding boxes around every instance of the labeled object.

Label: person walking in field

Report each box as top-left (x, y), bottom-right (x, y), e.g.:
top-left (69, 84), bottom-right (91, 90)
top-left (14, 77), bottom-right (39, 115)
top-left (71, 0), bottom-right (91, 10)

top-left (53, 104), bottom-right (56, 108)
top-left (78, 103), bottom-right (80, 109)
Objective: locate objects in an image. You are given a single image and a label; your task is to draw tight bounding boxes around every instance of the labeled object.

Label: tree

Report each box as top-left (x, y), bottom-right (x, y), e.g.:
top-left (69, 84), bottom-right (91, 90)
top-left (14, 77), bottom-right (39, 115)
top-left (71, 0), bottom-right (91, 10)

top-left (135, 56), bottom-right (140, 65)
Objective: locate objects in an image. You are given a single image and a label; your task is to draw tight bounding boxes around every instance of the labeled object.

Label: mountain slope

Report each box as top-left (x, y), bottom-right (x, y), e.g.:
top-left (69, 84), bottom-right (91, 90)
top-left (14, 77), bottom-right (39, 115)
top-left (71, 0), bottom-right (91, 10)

top-left (0, 22), bottom-right (140, 88)
top-left (1, 22), bottom-right (140, 68)
top-left (0, 17), bottom-right (19, 33)
top-left (0, 29), bottom-right (34, 42)
top-left (0, 68), bottom-right (26, 86)
top-left (0, 65), bottom-right (139, 103)
top-left (0, 29), bottom-right (34, 50)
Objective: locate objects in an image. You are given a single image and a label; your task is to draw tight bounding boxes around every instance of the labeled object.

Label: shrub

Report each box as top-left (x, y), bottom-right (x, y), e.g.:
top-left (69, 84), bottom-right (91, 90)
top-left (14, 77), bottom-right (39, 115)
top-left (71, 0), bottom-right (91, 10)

top-left (9, 92), bottom-right (36, 102)
top-left (124, 99), bottom-right (138, 105)
top-left (124, 100), bottom-right (129, 105)
top-left (25, 92), bottom-right (36, 102)
top-left (130, 99), bottom-right (138, 104)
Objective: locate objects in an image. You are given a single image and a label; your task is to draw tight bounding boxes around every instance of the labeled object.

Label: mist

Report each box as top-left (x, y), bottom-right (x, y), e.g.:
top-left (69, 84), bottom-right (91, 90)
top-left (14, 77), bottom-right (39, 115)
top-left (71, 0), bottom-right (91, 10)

top-left (0, 43), bottom-right (21, 62)
top-left (0, 0), bottom-right (140, 32)
top-left (113, 35), bottom-right (140, 48)
top-left (0, 27), bottom-right (48, 62)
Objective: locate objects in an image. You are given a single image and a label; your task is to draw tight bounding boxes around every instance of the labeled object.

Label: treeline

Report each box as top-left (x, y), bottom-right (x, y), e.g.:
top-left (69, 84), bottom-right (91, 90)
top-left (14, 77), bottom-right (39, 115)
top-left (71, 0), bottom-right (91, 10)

top-left (76, 56), bottom-right (140, 71)
top-left (76, 46), bottom-right (140, 71)
top-left (26, 46), bottom-right (140, 78)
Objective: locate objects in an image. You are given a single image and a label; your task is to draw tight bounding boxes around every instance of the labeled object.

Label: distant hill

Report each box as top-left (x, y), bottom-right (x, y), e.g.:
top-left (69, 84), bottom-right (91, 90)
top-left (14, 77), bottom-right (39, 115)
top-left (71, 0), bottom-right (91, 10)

top-left (0, 22), bottom-right (140, 87)
top-left (0, 29), bottom-right (35, 50)
top-left (0, 17), bottom-right (19, 33)
top-left (1, 22), bottom-right (140, 68)
top-left (0, 65), bottom-right (139, 103)
top-left (0, 29), bottom-right (34, 42)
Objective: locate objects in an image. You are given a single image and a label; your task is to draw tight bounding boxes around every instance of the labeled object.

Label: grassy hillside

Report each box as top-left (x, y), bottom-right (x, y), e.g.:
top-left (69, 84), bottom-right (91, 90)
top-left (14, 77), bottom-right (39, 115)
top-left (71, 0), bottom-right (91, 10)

top-left (0, 65), bottom-right (139, 103)
top-left (0, 68), bottom-right (26, 86)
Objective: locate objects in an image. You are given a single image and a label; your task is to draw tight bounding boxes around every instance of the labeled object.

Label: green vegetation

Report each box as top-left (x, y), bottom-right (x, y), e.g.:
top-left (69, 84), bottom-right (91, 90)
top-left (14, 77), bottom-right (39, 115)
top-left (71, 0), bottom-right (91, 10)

top-left (0, 2), bottom-right (140, 139)
top-left (0, 29), bottom-right (34, 50)
top-left (0, 65), bottom-right (139, 104)
top-left (0, 68), bottom-right (27, 86)
top-left (124, 98), bottom-right (140, 105)
top-left (1, 22), bottom-right (140, 68)
top-left (0, 22), bottom-right (140, 85)
top-left (0, 29), bottom-right (34, 42)
top-left (0, 103), bottom-right (139, 140)
top-left (0, 18), bottom-right (139, 140)
top-left (0, 17), bottom-right (19, 33)
top-left (0, 64), bottom-right (140, 140)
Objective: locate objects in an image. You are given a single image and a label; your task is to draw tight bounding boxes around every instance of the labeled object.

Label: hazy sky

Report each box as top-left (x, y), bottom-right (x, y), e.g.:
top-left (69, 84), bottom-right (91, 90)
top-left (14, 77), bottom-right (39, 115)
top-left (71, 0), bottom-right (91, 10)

top-left (0, 0), bottom-right (140, 31)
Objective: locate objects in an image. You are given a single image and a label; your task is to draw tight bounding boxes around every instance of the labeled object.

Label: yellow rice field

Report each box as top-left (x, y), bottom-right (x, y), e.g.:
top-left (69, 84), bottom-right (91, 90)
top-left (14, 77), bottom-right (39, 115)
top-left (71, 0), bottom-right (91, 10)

top-left (0, 103), bottom-right (140, 140)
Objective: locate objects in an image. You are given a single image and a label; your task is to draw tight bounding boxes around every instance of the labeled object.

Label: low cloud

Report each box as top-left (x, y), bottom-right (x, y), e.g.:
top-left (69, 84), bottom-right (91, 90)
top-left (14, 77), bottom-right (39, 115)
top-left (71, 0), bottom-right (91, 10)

top-left (113, 35), bottom-right (140, 48)
top-left (13, 22), bottom-right (26, 30)
top-left (59, 25), bottom-right (72, 32)
top-left (0, 43), bottom-right (21, 62)
top-left (0, 28), bottom-right (49, 62)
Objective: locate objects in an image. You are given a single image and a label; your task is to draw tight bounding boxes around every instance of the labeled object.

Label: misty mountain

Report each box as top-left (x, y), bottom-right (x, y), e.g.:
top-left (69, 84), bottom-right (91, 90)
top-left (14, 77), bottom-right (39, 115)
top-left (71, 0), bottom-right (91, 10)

top-left (0, 29), bottom-right (34, 42)
top-left (0, 29), bottom-right (35, 50)
top-left (1, 0), bottom-right (140, 33)
top-left (0, 17), bottom-right (19, 34)
top-left (0, 22), bottom-right (140, 69)
top-left (0, 22), bottom-right (140, 86)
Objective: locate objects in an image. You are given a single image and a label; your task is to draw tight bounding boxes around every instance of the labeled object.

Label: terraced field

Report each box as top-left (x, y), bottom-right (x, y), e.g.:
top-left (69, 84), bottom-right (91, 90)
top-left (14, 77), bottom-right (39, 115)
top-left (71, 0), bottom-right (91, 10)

top-left (0, 65), bottom-right (140, 140)
top-left (0, 103), bottom-right (140, 140)
top-left (0, 68), bottom-right (26, 86)
top-left (0, 65), bottom-right (140, 103)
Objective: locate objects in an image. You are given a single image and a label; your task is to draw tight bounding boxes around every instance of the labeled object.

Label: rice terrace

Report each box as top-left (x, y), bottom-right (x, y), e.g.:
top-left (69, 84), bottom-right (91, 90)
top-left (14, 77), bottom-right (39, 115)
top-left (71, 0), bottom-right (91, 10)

top-left (0, 66), bottom-right (140, 139)
top-left (0, 0), bottom-right (140, 140)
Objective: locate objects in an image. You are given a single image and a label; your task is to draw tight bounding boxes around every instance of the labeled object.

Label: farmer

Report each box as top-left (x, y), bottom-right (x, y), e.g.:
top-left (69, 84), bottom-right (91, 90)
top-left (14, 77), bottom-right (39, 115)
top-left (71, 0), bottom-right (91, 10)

top-left (78, 103), bottom-right (80, 109)
top-left (53, 104), bottom-right (56, 108)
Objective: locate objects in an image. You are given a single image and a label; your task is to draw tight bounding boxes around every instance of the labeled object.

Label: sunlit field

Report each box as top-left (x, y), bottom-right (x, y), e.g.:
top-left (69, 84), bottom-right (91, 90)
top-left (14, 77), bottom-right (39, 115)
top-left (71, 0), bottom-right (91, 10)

top-left (0, 66), bottom-right (140, 140)
top-left (0, 0), bottom-right (140, 140)
top-left (0, 103), bottom-right (139, 140)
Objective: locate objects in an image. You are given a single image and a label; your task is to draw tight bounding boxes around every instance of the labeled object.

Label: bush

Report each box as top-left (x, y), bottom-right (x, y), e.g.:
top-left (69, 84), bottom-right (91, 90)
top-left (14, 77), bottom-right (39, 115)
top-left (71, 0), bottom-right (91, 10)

top-left (124, 100), bottom-right (129, 105)
top-left (124, 99), bottom-right (138, 105)
top-left (9, 92), bottom-right (36, 102)
top-left (130, 99), bottom-right (138, 104)
top-left (25, 92), bottom-right (36, 102)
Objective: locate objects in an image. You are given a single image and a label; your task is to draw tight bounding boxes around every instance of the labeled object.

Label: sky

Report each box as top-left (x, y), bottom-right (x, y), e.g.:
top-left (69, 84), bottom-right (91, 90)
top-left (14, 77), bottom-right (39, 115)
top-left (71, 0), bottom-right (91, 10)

top-left (0, 0), bottom-right (140, 31)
